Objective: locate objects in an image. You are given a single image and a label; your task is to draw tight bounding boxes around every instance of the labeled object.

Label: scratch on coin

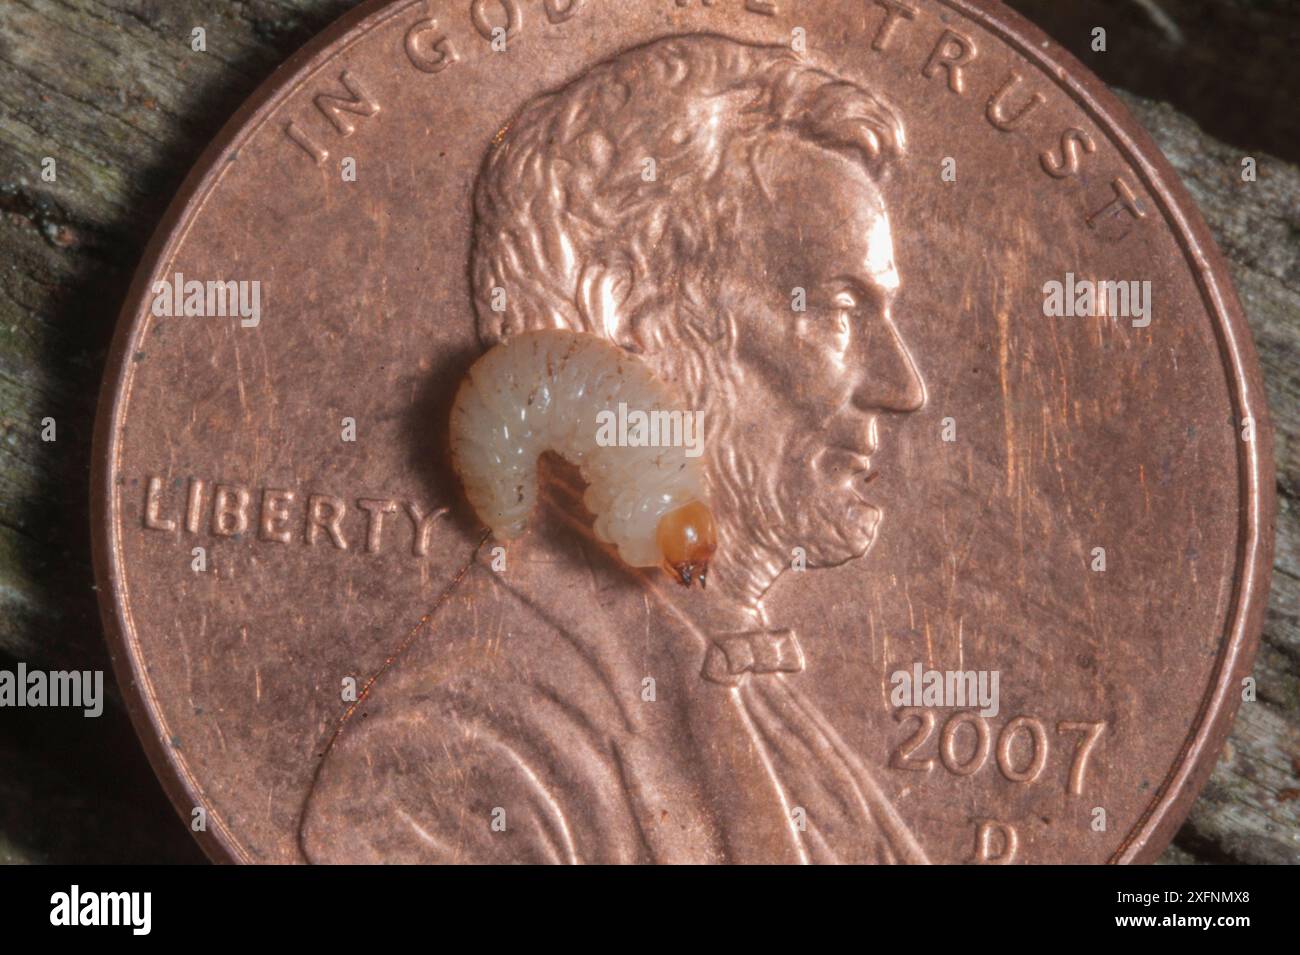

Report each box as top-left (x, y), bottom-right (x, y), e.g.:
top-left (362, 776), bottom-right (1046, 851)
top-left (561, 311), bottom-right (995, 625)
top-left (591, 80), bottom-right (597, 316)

top-left (396, 807), bottom-right (450, 854)
top-left (296, 530), bottom-right (489, 860)
top-left (233, 337), bottom-right (248, 418)
top-left (995, 303), bottom-right (1015, 499)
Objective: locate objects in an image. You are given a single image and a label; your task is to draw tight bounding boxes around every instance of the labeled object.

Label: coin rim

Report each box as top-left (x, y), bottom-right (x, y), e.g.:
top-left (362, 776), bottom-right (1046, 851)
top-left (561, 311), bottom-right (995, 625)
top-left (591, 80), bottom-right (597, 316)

top-left (90, 0), bottom-right (1277, 864)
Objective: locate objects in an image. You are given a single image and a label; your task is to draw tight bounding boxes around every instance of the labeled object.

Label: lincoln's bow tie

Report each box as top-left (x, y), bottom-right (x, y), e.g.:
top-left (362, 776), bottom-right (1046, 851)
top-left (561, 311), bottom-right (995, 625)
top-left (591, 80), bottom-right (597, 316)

top-left (702, 629), bottom-right (804, 686)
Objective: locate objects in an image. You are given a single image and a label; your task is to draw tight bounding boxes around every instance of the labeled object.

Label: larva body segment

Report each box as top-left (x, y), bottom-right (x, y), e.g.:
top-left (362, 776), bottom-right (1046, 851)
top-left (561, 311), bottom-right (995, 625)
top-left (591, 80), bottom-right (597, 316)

top-left (450, 330), bottom-right (715, 586)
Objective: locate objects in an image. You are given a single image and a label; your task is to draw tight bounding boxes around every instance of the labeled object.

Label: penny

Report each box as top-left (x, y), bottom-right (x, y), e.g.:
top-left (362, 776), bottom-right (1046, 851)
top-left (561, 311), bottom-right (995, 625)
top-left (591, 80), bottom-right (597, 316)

top-left (92, 0), bottom-right (1275, 863)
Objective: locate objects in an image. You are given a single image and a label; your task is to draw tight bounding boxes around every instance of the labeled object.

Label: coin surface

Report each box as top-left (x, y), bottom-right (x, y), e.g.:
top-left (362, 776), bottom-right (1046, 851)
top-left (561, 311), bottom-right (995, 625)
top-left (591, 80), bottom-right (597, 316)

top-left (92, 0), bottom-right (1275, 863)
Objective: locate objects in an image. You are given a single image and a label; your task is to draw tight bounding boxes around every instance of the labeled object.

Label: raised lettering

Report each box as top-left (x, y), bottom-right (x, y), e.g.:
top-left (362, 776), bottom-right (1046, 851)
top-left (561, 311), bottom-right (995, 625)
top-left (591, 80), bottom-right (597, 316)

top-left (258, 488), bottom-right (296, 544)
top-left (870, 0), bottom-right (916, 52)
top-left (471, 0), bottom-right (523, 41)
top-left (923, 29), bottom-right (976, 95)
top-left (986, 71), bottom-right (1045, 131)
top-left (306, 494), bottom-right (349, 550)
top-left (143, 476), bottom-right (177, 532)
top-left (1041, 127), bottom-right (1096, 179)
top-left (314, 71), bottom-right (380, 136)
top-left (405, 17), bottom-right (459, 73)
top-left (358, 498), bottom-right (399, 553)
top-left (211, 485), bottom-right (251, 537)
top-left (405, 502), bottom-right (449, 556)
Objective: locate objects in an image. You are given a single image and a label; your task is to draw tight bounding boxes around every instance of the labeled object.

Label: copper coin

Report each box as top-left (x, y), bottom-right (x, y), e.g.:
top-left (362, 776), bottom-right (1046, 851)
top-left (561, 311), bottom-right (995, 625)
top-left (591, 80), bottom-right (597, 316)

top-left (92, 0), bottom-right (1275, 863)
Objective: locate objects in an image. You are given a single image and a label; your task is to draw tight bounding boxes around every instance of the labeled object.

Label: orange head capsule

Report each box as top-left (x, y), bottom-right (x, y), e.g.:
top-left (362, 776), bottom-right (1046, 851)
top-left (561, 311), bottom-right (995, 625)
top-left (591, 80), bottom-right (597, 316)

top-left (657, 500), bottom-right (717, 588)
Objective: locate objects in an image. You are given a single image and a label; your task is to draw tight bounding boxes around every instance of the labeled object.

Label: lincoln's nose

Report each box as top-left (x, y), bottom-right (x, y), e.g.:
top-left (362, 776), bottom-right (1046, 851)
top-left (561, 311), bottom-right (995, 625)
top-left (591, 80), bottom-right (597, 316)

top-left (851, 314), bottom-right (926, 413)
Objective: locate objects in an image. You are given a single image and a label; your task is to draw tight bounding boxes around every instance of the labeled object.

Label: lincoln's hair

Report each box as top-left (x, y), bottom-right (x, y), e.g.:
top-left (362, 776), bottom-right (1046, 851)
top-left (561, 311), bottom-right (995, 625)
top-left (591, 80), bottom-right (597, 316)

top-left (471, 34), bottom-right (905, 401)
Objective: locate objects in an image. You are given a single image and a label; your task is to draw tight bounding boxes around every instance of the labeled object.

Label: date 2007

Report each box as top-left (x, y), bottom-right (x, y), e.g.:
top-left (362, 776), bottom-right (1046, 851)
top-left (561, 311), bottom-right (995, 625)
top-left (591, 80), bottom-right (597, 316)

top-left (890, 708), bottom-right (1106, 795)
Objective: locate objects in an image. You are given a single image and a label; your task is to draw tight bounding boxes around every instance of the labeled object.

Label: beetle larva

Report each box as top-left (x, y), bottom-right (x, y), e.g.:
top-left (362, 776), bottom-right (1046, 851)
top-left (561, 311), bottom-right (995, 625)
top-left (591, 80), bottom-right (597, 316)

top-left (450, 329), bottom-right (715, 587)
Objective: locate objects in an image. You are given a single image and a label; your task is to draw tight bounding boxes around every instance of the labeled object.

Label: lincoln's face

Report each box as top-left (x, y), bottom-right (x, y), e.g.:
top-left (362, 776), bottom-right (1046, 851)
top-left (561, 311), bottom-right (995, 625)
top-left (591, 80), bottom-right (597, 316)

top-left (713, 136), bottom-right (926, 568)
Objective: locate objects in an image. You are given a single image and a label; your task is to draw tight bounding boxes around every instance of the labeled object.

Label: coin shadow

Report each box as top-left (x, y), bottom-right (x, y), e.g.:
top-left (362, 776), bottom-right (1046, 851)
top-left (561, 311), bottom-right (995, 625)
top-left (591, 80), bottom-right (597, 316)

top-left (402, 343), bottom-right (487, 544)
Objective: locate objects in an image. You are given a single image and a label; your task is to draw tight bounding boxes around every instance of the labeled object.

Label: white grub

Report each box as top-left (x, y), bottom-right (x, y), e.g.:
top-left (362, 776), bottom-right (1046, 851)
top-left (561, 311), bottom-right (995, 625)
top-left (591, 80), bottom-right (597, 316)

top-left (450, 329), bottom-right (716, 586)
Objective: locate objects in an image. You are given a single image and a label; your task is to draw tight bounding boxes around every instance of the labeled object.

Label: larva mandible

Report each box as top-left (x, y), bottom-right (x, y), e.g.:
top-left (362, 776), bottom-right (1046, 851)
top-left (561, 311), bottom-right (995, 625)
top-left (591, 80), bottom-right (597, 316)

top-left (450, 329), bottom-right (716, 587)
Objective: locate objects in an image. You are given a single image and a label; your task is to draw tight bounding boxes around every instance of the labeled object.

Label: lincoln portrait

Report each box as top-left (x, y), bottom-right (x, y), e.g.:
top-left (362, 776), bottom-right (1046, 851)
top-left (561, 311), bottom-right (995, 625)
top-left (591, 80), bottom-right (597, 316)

top-left (302, 33), bottom-right (928, 864)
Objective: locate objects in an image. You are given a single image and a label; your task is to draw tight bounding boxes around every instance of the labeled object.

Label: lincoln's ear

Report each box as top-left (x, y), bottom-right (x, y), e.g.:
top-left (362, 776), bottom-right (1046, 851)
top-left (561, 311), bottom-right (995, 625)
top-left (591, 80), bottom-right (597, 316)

top-left (577, 259), bottom-right (639, 352)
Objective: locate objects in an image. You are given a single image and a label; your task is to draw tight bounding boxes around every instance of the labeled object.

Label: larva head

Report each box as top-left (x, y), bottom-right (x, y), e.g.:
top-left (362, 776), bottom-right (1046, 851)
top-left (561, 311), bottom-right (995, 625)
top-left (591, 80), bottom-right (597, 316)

top-left (657, 501), bottom-right (717, 589)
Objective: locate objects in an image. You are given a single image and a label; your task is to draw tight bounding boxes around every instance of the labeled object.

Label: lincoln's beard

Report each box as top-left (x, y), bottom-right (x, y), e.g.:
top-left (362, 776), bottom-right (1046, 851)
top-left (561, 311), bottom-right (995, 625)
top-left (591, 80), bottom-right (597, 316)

top-left (705, 428), bottom-right (883, 615)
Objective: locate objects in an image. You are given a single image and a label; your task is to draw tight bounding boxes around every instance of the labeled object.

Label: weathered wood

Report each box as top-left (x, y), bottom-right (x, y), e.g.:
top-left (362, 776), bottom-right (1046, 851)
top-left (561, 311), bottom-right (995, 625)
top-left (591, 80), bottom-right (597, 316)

top-left (1115, 92), bottom-right (1300, 865)
top-left (0, 0), bottom-right (1296, 863)
top-left (1007, 0), bottom-right (1300, 165)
